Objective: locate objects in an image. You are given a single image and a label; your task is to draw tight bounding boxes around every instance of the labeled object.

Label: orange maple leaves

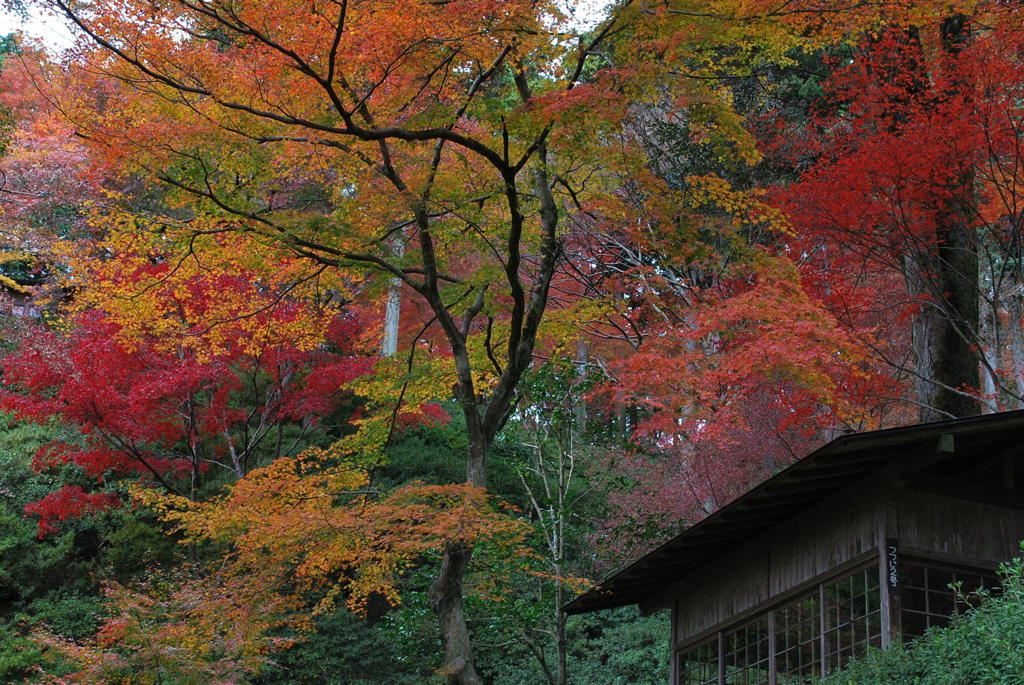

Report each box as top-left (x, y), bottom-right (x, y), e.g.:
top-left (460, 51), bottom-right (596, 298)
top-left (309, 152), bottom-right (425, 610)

top-left (137, 448), bottom-right (534, 616)
top-left (36, 448), bottom-right (536, 681)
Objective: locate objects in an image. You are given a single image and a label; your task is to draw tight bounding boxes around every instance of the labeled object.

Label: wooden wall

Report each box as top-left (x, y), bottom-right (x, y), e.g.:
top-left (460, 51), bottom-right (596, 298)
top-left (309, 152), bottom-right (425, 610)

top-left (666, 484), bottom-right (1024, 648)
top-left (670, 487), bottom-right (888, 644)
top-left (897, 490), bottom-right (1024, 565)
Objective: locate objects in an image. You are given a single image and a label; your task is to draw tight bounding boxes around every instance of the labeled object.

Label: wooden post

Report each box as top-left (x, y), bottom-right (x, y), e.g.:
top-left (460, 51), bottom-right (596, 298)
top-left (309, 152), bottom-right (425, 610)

top-left (717, 631), bottom-right (725, 685)
top-left (878, 542), bottom-right (890, 648)
top-left (819, 584), bottom-right (827, 677)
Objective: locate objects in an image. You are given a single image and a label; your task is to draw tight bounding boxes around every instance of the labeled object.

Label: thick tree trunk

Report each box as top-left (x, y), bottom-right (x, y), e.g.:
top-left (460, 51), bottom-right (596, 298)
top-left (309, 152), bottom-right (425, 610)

top-left (1009, 290), bottom-right (1024, 406)
top-left (908, 191), bottom-right (980, 421)
top-left (381, 276), bottom-right (401, 357)
top-left (381, 240), bottom-right (405, 357)
top-left (909, 15), bottom-right (981, 422)
top-left (426, 138), bottom-right (560, 685)
top-left (430, 393), bottom-right (491, 684)
top-left (429, 542), bottom-right (481, 685)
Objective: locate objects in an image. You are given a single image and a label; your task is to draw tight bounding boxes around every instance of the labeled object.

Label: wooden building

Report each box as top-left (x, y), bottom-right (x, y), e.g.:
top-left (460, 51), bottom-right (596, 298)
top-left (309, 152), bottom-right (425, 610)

top-left (564, 411), bottom-right (1024, 684)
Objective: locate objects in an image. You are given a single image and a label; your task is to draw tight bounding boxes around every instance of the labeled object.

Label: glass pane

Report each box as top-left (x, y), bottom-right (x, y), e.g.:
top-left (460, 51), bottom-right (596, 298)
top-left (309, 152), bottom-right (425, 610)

top-left (679, 638), bottom-right (719, 685)
top-left (725, 615), bottom-right (770, 685)
top-left (928, 568), bottom-right (953, 589)
top-left (901, 586), bottom-right (926, 612)
top-left (899, 561), bottom-right (1000, 644)
top-left (904, 563), bottom-right (925, 588)
top-left (775, 592), bottom-right (821, 684)
top-left (822, 567), bottom-right (882, 674)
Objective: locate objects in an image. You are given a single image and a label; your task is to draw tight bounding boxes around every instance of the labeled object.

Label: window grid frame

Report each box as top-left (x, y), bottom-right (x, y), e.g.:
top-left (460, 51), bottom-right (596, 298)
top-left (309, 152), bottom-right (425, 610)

top-left (673, 560), bottom-right (890, 685)
top-left (677, 636), bottom-right (720, 685)
top-left (723, 613), bottom-right (770, 684)
top-left (773, 589), bottom-right (822, 683)
top-left (820, 565), bottom-right (883, 674)
top-left (898, 559), bottom-right (998, 640)
top-left (673, 555), bottom-right (1003, 685)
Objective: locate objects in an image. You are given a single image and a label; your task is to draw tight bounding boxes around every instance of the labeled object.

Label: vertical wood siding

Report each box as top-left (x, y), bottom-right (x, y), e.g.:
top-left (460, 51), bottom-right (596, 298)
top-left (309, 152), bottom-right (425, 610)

top-left (672, 486), bottom-right (1024, 648)
top-left (673, 490), bottom-right (887, 643)
top-left (897, 490), bottom-right (1024, 563)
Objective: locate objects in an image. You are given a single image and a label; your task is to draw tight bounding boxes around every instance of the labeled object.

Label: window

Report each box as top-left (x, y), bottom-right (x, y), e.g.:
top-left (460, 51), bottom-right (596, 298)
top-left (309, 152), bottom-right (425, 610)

top-left (823, 566), bottom-right (882, 672)
top-left (899, 561), bottom-right (998, 639)
top-left (724, 615), bottom-right (769, 684)
top-left (676, 564), bottom-right (884, 685)
top-left (775, 592), bottom-right (822, 683)
top-left (679, 638), bottom-right (719, 685)
top-left (675, 557), bottom-right (999, 685)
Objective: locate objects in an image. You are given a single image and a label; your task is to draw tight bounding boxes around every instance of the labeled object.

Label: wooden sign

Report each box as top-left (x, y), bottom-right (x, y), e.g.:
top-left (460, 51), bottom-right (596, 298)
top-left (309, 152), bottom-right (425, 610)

top-left (886, 538), bottom-right (899, 588)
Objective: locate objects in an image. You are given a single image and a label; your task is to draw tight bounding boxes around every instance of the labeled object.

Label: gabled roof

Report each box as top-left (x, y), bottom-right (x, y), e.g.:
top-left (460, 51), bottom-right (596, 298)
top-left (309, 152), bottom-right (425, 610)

top-left (564, 409), bottom-right (1024, 615)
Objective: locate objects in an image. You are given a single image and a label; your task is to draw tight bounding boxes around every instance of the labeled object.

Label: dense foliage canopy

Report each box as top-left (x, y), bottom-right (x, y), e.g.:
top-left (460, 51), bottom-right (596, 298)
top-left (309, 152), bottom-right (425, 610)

top-left (1, 0), bottom-right (1024, 683)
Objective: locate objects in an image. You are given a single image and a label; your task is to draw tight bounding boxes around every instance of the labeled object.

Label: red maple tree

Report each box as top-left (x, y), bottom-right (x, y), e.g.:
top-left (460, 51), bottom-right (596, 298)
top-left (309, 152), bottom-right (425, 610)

top-left (1, 270), bottom-right (373, 536)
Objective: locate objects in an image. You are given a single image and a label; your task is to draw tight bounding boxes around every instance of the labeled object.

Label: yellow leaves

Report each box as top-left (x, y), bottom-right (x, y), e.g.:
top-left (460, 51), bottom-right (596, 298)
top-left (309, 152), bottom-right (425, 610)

top-left (330, 352), bottom-right (458, 462)
top-left (34, 569), bottom-right (301, 683)
top-left (130, 486), bottom-right (192, 520)
top-left (0, 273), bottom-right (30, 294)
top-left (611, 0), bottom-right (1002, 197)
top-left (529, 570), bottom-right (594, 595)
top-left (634, 0), bottom-right (981, 62)
top-left (686, 173), bottom-right (794, 236)
top-left (51, 206), bottom-right (351, 359)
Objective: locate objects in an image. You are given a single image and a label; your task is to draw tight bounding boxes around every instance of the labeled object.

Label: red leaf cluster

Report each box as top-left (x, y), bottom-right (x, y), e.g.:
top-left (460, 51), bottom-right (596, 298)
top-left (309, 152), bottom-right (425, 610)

top-left (23, 486), bottom-right (121, 537)
top-left (1, 276), bottom-right (374, 535)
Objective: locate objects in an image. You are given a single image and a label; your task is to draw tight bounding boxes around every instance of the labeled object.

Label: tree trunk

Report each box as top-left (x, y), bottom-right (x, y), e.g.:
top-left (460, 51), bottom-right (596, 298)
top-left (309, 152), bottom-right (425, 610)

top-left (574, 339), bottom-right (588, 428)
top-left (430, 391), bottom-right (491, 684)
top-left (909, 15), bottom-right (981, 422)
top-left (554, 462), bottom-right (568, 685)
top-left (429, 542), bottom-right (482, 685)
top-left (381, 276), bottom-right (401, 357)
top-left (555, 600), bottom-right (567, 685)
top-left (979, 266), bottom-right (1003, 412)
top-left (981, 342), bottom-right (999, 410)
top-left (908, 193), bottom-right (980, 421)
top-left (424, 133), bottom-right (560, 685)
top-left (1009, 288), bottom-right (1024, 407)
top-left (381, 241), bottom-right (405, 357)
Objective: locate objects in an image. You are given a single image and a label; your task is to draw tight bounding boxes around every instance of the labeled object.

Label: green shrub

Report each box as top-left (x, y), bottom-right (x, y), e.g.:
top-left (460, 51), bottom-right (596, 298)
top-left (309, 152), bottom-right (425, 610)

top-left (0, 620), bottom-right (73, 683)
top-left (22, 590), bottom-right (104, 642)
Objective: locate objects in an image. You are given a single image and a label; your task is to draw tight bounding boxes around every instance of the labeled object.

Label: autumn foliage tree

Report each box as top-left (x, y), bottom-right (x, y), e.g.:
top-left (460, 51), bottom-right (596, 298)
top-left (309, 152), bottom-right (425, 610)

top-left (546, 0), bottom-right (1021, 547)
top-left (35, 451), bottom-right (535, 683)
top-left (10, 0), bottom-right (1021, 681)
top-left (0, 41), bottom-right (97, 308)
top-left (1, 253), bottom-right (371, 535)
top-left (17, 0), bottom-right (679, 679)
top-left (772, 10), bottom-right (1024, 420)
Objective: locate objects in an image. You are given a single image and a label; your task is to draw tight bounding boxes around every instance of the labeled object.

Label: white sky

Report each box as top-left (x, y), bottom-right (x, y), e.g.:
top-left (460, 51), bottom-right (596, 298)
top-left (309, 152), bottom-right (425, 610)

top-left (1, 1), bottom-right (612, 52)
top-left (0, 6), bottom-right (76, 51)
top-left (566, 0), bottom-right (614, 30)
